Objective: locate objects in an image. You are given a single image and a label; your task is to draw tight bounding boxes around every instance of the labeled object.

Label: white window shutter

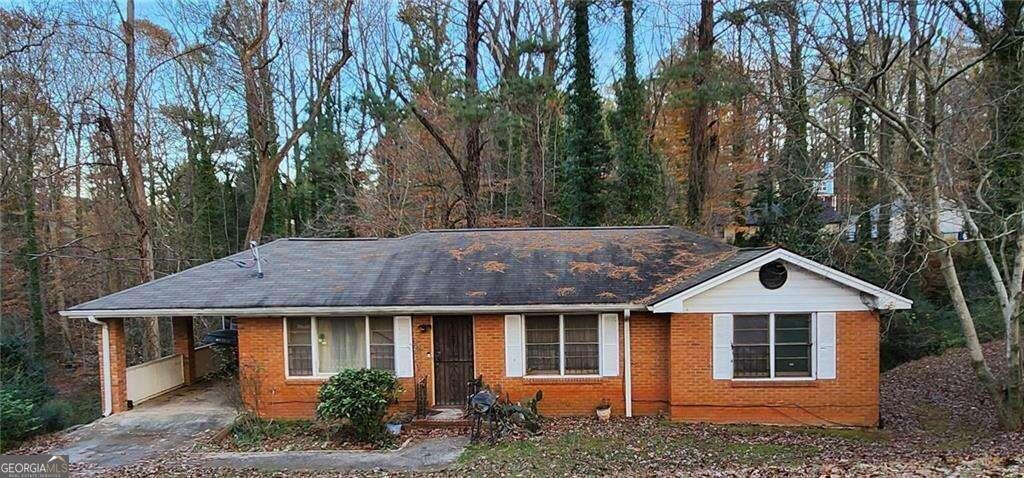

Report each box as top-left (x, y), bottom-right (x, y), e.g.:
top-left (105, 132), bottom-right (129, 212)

top-left (712, 313), bottom-right (733, 379)
top-left (599, 313), bottom-right (619, 376)
top-left (504, 315), bottom-right (525, 377)
top-left (816, 312), bottom-right (837, 379)
top-left (393, 316), bottom-right (414, 377)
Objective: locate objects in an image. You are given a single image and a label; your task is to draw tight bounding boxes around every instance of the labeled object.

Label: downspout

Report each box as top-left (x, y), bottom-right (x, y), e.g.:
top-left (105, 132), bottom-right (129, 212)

top-left (623, 308), bottom-right (632, 418)
top-left (88, 316), bottom-right (113, 416)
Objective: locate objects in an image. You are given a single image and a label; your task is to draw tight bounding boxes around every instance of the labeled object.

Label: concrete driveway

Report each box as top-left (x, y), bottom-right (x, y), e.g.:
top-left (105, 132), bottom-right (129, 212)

top-left (52, 380), bottom-right (238, 467)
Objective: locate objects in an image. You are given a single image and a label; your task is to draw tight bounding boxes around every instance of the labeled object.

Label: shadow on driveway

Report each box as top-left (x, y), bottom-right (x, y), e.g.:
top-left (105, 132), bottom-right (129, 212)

top-left (52, 380), bottom-right (238, 468)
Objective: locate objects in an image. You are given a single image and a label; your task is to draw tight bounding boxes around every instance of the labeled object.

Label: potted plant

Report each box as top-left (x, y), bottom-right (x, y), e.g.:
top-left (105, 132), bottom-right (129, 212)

top-left (595, 399), bottom-right (611, 422)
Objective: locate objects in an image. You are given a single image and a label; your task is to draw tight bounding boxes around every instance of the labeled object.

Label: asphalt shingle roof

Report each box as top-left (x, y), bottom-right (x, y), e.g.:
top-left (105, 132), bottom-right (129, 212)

top-left (68, 226), bottom-right (767, 312)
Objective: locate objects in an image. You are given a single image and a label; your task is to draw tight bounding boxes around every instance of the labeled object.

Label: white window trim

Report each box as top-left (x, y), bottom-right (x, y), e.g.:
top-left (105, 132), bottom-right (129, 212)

top-left (523, 314), bottom-right (602, 378)
top-left (283, 316), bottom-right (396, 379)
top-left (731, 312), bottom-right (817, 382)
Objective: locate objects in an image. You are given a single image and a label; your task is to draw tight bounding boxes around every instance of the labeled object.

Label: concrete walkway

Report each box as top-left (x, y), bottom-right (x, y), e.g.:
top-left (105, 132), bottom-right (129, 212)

top-left (52, 380), bottom-right (238, 467)
top-left (197, 436), bottom-right (469, 473)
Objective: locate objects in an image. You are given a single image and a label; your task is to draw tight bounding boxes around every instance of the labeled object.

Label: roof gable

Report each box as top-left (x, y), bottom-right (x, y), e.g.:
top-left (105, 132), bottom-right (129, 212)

top-left (649, 248), bottom-right (913, 313)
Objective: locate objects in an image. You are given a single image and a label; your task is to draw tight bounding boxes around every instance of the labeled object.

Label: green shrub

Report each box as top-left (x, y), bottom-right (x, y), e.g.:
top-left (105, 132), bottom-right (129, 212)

top-left (316, 369), bottom-right (401, 445)
top-left (0, 387), bottom-right (40, 451)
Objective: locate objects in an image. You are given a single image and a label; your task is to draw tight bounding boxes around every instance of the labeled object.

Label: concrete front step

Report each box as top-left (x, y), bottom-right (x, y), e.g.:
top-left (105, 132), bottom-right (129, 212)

top-left (409, 408), bottom-right (471, 429)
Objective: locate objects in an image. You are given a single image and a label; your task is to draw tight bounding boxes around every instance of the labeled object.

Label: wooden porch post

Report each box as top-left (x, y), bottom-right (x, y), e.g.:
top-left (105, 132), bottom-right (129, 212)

top-left (172, 316), bottom-right (196, 385)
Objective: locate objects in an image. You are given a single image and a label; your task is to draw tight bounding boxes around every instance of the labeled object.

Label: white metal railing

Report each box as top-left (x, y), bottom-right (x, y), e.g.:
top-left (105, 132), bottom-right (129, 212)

top-left (126, 353), bottom-right (184, 404)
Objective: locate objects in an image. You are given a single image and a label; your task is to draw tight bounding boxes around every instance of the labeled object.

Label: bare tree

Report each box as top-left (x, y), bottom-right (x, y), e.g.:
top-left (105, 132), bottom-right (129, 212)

top-left (214, 0), bottom-right (355, 244)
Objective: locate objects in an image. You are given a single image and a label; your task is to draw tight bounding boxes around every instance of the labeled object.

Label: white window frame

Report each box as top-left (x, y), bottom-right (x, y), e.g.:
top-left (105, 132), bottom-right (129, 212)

top-left (523, 313), bottom-right (601, 378)
top-left (283, 316), bottom-right (395, 379)
top-left (732, 312), bottom-right (816, 381)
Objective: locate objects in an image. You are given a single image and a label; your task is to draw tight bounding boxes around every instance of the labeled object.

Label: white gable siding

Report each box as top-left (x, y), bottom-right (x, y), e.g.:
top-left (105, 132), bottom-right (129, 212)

top-left (678, 264), bottom-right (870, 313)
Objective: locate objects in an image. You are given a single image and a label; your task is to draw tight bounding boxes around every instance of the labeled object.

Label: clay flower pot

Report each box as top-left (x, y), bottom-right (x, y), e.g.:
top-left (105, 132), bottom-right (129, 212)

top-left (596, 405), bottom-right (611, 422)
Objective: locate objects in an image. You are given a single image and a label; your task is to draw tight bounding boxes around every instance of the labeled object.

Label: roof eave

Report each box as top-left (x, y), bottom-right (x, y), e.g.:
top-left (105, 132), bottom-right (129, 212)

top-left (62, 302), bottom-right (650, 319)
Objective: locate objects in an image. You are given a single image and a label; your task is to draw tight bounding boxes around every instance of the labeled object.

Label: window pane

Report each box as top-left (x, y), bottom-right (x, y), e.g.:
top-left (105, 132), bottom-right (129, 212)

top-left (526, 344), bottom-right (559, 374)
top-left (775, 328), bottom-right (809, 343)
top-left (525, 315), bottom-right (560, 375)
top-left (286, 318), bottom-right (312, 376)
top-left (564, 315), bottom-right (598, 343)
top-left (733, 345), bottom-right (769, 378)
top-left (775, 356), bottom-right (810, 376)
top-left (525, 315), bottom-right (559, 344)
top-left (369, 317), bottom-right (394, 371)
top-left (775, 314), bottom-right (811, 329)
top-left (734, 315), bottom-right (769, 330)
top-left (317, 317), bottom-right (367, 373)
top-left (734, 329), bottom-right (769, 344)
top-left (773, 314), bottom-right (810, 377)
top-left (564, 344), bottom-right (599, 375)
top-left (734, 315), bottom-right (769, 346)
top-left (564, 315), bottom-right (599, 375)
top-left (287, 317), bottom-right (311, 345)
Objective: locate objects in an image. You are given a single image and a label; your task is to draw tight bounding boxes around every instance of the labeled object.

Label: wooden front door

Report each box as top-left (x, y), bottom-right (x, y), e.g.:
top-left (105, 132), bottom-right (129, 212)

top-left (433, 316), bottom-right (474, 407)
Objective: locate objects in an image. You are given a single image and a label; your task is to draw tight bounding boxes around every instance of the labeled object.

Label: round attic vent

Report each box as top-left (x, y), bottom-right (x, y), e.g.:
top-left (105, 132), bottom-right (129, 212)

top-left (758, 260), bottom-right (788, 290)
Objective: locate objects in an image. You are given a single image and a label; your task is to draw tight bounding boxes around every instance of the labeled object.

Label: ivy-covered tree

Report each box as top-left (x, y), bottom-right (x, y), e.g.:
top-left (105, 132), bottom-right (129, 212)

top-left (560, 0), bottom-right (611, 226)
top-left (612, 0), bottom-right (662, 225)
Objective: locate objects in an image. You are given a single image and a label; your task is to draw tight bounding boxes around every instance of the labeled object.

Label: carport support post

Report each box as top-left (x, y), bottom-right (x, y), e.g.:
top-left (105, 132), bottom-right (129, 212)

top-left (172, 317), bottom-right (196, 385)
top-left (94, 317), bottom-right (128, 415)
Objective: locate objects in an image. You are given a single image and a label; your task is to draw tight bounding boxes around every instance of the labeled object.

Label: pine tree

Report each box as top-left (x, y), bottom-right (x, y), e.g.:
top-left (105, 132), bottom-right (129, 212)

top-left (612, 0), bottom-right (662, 224)
top-left (560, 0), bottom-right (611, 226)
top-left (298, 94), bottom-right (358, 237)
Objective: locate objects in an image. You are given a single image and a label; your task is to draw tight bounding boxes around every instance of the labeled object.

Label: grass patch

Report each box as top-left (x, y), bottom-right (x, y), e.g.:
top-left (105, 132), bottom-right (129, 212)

top-left (228, 413), bottom-right (321, 450)
top-left (456, 422), bottom-right (822, 474)
top-left (723, 424), bottom-right (889, 443)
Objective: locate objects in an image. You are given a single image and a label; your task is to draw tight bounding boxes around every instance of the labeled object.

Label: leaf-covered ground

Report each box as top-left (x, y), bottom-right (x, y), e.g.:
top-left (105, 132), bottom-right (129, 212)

top-left (46, 341), bottom-right (1024, 476)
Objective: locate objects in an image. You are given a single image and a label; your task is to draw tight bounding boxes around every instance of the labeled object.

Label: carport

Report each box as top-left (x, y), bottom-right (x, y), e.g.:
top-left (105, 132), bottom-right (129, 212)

top-left (61, 314), bottom-right (223, 416)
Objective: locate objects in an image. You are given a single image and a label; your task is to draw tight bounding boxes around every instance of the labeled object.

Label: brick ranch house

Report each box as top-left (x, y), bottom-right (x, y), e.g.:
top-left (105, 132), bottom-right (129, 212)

top-left (62, 226), bottom-right (911, 427)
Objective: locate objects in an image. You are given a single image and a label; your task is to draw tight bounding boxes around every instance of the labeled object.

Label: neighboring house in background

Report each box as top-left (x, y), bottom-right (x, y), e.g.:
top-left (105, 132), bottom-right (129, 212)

top-left (844, 199), bottom-right (967, 243)
top-left (62, 226), bottom-right (911, 428)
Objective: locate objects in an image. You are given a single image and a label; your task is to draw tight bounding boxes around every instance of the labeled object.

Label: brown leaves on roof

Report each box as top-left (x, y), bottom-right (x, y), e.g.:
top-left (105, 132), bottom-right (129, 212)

top-left (483, 261), bottom-right (507, 273)
top-left (644, 248), bottom-right (738, 301)
top-left (569, 261), bottom-right (601, 273)
top-left (466, 290), bottom-right (487, 297)
top-left (597, 291), bottom-right (619, 299)
top-left (569, 261), bottom-right (642, 281)
top-left (556, 287), bottom-right (577, 297)
top-left (449, 241), bottom-right (486, 261)
top-left (607, 265), bottom-right (641, 281)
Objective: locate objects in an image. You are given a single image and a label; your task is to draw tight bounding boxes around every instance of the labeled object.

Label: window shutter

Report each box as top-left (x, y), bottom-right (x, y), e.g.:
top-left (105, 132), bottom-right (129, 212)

top-left (504, 314), bottom-right (524, 377)
top-left (816, 312), bottom-right (837, 379)
top-left (599, 313), bottom-right (619, 376)
top-left (712, 313), bottom-right (733, 379)
top-left (393, 316), bottom-right (414, 377)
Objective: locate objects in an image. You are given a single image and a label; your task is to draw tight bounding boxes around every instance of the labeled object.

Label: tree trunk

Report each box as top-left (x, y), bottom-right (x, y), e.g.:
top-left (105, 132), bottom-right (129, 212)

top-left (463, 0), bottom-right (483, 227)
top-left (686, 0), bottom-right (716, 230)
top-left (124, 0), bottom-right (161, 360)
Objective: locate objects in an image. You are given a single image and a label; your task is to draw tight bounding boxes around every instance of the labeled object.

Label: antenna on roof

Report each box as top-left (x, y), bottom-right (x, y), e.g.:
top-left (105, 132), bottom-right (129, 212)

top-left (250, 240), bottom-right (264, 278)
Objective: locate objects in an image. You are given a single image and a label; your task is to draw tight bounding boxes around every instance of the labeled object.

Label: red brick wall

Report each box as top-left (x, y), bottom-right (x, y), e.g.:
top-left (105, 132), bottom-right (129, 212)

top-left (233, 311), bottom-right (878, 426)
top-left (236, 317), bottom-right (416, 419)
top-left (471, 314), bottom-right (627, 417)
top-left (668, 311), bottom-right (880, 427)
top-left (629, 313), bottom-right (670, 415)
